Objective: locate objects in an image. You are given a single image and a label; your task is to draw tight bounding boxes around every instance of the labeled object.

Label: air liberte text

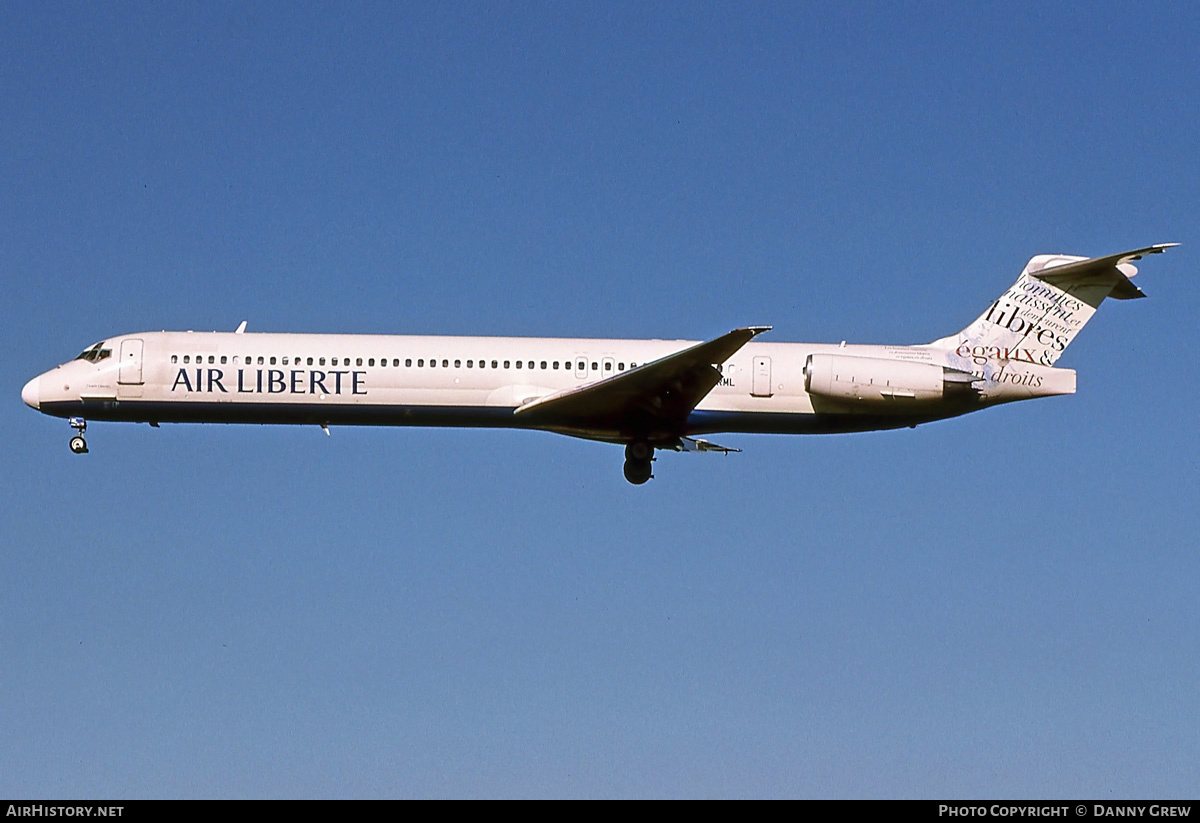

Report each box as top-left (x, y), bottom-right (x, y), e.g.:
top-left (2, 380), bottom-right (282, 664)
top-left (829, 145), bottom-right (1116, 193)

top-left (171, 368), bottom-right (368, 395)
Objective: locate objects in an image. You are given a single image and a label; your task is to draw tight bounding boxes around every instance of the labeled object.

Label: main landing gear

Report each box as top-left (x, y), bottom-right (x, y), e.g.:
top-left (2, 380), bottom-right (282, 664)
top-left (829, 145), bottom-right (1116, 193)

top-left (68, 417), bottom-right (88, 454)
top-left (623, 442), bottom-right (654, 485)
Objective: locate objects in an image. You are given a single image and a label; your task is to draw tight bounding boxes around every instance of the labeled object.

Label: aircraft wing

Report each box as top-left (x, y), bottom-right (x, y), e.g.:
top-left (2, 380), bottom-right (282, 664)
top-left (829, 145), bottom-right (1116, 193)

top-left (1032, 243), bottom-right (1178, 300)
top-left (514, 326), bottom-right (771, 434)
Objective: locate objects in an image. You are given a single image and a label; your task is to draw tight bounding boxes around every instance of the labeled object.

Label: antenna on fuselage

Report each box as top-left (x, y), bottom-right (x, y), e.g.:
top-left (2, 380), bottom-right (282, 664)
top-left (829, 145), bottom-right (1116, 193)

top-left (234, 321), bottom-right (248, 334)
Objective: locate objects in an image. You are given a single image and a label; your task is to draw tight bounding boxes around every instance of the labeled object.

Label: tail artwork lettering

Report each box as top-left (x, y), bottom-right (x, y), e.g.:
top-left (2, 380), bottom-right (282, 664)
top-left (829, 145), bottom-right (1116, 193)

top-left (932, 244), bottom-right (1177, 369)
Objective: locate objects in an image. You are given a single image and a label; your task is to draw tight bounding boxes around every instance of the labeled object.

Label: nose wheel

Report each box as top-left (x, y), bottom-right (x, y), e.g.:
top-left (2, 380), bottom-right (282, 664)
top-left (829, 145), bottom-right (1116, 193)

top-left (68, 417), bottom-right (88, 454)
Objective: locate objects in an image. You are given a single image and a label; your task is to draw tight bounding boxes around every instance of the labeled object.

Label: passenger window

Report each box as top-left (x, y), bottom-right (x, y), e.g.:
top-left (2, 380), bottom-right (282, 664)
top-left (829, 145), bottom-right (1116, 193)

top-left (183, 355), bottom-right (189, 364)
top-left (504, 360), bottom-right (510, 369)
top-left (619, 362), bottom-right (625, 371)
top-left (455, 360), bottom-right (461, 368)
top-left (223, 356), bottom-right (229, 365)
top-left (369, 358), bottom-right (375, 367)
top-left (591, 362), bottom-right (598, 371)
top-left (307, 357), bottom-right (313, 366)
top-left (491, 360), bottom-right (498, 369)
top-left (257, 356), bottom-right (265, 365)
top-left (540, 361), bottom-right (547, 369)
top-left (442, 359), bottom-right (448, 368)
top-left (270, 356), bottom-right (276, 365)
top-left (467, 360), bottom-right (473, 368)
top-left (355, 358), bottom-right (362, 367)
top-left (516, 361), bottom-right (522, 369)
top-left (406, 358), bottom-right (412, 367)
top-left (431, 359), bottom-right (437, 368)
top-left (552, 361), bottom-right (558, 369)
top-left (418, 359), bottom-right (424, 367)
top-left (604, 361), bottom-right (612, 371)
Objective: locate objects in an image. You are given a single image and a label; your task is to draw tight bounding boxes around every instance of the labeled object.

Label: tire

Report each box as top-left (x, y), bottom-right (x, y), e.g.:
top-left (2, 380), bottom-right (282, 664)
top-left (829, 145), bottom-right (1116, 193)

top-left (623, 458), bottom-right (652, 485)
top-left (625, 441), bottom-right (652, 462)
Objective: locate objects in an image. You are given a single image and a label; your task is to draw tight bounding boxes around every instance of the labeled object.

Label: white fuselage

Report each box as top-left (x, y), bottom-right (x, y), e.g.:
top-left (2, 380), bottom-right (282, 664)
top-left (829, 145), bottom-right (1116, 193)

top-left (23, 329), bottom-right (1075, 442)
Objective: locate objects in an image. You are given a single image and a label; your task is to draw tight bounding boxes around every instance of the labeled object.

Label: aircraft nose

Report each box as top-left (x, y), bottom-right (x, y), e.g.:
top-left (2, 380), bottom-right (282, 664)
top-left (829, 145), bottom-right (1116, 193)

top-left (22, 376), bottom-right (40, 410)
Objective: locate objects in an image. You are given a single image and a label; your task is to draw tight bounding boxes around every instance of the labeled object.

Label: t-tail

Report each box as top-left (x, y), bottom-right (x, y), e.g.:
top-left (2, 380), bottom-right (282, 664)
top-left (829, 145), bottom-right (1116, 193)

top-left (931, 244), bottom-right (1178, 367)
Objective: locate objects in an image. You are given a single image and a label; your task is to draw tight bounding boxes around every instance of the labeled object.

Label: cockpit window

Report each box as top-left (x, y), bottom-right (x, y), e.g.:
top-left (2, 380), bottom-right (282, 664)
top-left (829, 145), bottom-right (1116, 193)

top-left (75, 343), bottom-right (112, 363)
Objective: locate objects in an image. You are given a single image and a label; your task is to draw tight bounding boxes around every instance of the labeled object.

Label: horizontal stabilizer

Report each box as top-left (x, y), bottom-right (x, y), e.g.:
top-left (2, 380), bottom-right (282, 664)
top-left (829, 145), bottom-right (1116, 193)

top-left (1031, 243), bottom-right (1178, 300)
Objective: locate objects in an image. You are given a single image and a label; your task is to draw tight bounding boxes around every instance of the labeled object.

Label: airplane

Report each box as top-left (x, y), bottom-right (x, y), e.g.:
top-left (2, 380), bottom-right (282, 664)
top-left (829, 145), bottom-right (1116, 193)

top-left (22, 244), bottom-right (1176, 484)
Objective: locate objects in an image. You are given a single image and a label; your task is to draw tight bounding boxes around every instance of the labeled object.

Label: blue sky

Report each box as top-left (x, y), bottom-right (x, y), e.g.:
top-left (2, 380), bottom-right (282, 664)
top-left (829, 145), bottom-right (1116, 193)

top-left (3, 2), bottom-right (1198, 798)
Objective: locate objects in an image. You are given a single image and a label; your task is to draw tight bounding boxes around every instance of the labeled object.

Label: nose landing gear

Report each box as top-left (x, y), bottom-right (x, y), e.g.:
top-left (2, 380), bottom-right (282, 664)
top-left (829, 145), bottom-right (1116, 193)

top-left (68, 418), bottom-right (88, 454)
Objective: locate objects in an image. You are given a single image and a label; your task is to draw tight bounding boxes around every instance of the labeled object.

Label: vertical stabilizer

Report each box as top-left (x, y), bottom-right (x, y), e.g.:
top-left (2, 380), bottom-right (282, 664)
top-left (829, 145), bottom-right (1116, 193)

top-left (931, 244), bottom-right (1176, 367)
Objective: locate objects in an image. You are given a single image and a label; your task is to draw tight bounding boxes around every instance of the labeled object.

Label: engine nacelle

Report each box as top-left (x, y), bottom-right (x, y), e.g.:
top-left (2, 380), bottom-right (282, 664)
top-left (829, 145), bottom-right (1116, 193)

top-left (804, 353), bottom-right (963, 405)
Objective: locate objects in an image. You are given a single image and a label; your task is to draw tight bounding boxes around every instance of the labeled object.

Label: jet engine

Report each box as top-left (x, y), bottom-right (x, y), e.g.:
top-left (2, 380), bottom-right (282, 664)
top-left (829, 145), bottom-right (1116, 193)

top-left (803, 353), bottom-right (978, 405)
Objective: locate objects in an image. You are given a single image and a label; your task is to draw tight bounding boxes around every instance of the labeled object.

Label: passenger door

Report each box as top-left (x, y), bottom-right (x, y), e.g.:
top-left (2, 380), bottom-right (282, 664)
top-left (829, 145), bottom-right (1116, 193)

top-left (118, 339), bottom-right (144, 385)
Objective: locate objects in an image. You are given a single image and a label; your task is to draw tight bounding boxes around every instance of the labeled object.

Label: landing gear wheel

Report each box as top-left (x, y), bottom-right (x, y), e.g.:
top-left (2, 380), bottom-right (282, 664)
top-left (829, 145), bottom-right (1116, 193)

top-left (68, 417), bottom-right (89, 454)
top-left (623, 457), bottom-right (653, 485)
top-left (625, 441), bottom-right (652, 462)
